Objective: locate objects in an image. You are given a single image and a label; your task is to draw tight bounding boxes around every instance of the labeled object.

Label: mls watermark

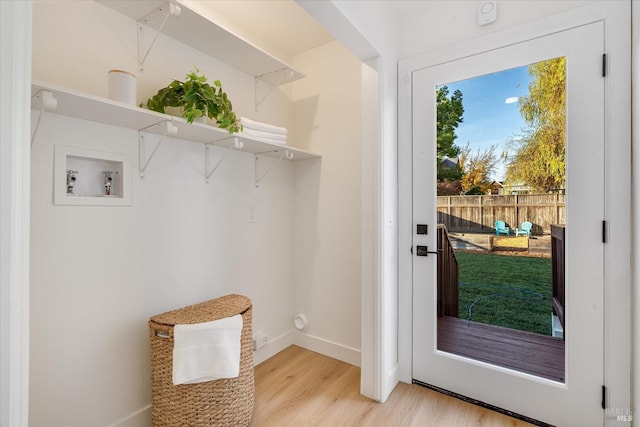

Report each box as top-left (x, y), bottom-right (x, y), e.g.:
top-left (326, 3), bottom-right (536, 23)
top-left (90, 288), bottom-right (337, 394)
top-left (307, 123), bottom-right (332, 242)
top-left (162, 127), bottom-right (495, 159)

top-left (605, 408), bottom-right (633, 423)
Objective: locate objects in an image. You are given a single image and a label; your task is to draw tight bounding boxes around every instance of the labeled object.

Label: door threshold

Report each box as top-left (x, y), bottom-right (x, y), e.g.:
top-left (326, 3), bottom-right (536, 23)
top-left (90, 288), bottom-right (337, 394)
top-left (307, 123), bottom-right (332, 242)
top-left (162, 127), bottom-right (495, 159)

top-left (412, 380), bottom-right (554, 427)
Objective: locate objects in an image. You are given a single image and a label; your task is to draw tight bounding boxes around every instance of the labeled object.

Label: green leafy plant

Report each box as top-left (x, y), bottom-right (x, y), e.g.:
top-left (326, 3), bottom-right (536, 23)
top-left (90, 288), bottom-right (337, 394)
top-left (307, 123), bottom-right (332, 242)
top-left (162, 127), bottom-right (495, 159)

top-left (143, 67), bottom-right (241, 133)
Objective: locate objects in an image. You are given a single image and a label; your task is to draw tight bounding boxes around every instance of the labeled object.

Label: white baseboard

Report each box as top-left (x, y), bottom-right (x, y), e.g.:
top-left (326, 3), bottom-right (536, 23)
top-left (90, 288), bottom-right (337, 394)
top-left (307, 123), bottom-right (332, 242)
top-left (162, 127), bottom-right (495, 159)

top-left (253, 329), bottom-right (361, 368)
top-left (382, 364), bottom-right (399, 402)
top-left (106, 404), bottom-right (151, 427)
top-left (293, 330), bottom-right (361, 367)
top-left (253, 330), bottom-right (295, 366)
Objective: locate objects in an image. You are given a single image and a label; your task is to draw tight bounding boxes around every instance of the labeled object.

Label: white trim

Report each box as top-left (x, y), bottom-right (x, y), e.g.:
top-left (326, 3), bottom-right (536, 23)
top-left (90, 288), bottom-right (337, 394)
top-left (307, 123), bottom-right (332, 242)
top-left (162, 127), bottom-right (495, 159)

top-left (631, 1), bottom-right (640, 421)
top-left (295, 0), bottom-right (378, 62)
top-left (256, 330), bottom-right (364, 368)
top-left (253, 330), bottom-right (295, 366)
top-left (105, 404), bottom-right (151, 427)
top-left (378, 54), bottom-right (400, 403)
top-left (397, 57), bottom-right (414, 384)
top-left (294, 331), bottom-right (361, 367)
top-left (0, 2), bottom-right (32, 427)
top-left (600, 2), bottom-right (632, 424)
top-left (384, 364), bottom-right (399, 399)
top-left (360, 57), bottom-right (383, 401)
top-left (398, 1), bottom-right (631, 417)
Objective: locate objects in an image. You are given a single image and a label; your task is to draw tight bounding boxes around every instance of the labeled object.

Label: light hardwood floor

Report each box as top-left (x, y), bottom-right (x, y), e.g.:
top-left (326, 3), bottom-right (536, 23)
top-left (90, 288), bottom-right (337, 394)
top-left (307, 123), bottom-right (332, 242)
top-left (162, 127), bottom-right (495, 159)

top-left (250, 345), bottom-right (534, 426)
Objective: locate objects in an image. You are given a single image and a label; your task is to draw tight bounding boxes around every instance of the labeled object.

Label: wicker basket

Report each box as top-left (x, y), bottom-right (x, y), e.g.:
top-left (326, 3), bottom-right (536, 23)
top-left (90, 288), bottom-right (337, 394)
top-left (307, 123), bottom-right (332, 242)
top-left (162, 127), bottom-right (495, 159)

top-left (149, 294), bottom-right (254, 426)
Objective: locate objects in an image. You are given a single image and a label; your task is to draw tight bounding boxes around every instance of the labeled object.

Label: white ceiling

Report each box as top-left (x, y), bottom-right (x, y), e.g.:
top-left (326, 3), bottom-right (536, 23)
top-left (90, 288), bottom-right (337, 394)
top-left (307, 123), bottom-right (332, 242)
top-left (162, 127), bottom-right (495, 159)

top-left (199, 0), bottom-right (336, 60)
top-left (205, 0), bottom-right (432, 61)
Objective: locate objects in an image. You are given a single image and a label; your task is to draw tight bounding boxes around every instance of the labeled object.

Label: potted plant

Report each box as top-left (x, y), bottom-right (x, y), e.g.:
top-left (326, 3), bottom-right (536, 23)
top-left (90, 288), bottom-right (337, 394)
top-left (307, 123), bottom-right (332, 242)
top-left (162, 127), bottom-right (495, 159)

top-left (143, 67), bottom-right (241, 133)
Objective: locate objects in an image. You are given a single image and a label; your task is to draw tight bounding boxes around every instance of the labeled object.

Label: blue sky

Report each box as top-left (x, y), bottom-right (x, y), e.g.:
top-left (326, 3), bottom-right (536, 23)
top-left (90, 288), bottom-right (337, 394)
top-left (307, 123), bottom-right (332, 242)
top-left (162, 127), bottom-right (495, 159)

top-left (441, 65), bottom-right (531, 181)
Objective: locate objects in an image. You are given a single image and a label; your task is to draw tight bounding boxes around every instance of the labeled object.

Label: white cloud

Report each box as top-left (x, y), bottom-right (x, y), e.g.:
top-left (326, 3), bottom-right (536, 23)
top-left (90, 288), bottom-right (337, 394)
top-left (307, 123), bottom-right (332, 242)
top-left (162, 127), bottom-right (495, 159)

top-left (505, 96), bottom-right (519, 104)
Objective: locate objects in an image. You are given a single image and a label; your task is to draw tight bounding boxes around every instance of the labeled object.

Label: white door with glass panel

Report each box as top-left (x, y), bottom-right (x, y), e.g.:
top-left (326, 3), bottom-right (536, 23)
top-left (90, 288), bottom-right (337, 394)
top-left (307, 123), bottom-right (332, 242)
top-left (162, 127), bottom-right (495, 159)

top-left (412, 22), bottom-right (604, 426)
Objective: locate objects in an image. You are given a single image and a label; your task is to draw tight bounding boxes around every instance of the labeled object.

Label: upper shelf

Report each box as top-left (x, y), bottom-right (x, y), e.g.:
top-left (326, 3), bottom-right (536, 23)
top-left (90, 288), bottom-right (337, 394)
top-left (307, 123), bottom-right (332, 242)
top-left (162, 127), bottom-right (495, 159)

top-left (96, 0), bottom-right (304, 85)
top-left (31, 80), bottom-right (320, 161)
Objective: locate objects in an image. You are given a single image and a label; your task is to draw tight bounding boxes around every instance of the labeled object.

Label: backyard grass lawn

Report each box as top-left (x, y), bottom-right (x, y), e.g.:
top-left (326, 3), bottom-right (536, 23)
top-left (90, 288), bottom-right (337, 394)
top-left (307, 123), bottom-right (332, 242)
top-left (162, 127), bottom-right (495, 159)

top-left (456, 251), bottom-right (552, 336)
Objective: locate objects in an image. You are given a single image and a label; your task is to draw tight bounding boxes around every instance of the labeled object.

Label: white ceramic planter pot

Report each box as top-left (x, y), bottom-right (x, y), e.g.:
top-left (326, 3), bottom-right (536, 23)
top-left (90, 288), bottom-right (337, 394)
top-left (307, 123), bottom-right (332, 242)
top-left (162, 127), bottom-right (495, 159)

top-left (108, 70), bottom-right (137, 106)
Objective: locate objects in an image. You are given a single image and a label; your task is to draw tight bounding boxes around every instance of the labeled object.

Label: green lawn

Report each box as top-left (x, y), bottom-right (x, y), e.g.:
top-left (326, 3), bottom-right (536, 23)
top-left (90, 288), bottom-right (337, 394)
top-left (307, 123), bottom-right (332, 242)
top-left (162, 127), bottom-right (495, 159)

top-left (456, 251), bottom-right (552, 335)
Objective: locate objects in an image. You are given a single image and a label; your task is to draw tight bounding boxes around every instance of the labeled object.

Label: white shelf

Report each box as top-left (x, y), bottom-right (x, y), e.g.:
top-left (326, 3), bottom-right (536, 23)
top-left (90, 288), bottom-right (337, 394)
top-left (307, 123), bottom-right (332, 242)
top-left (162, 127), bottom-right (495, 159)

top-left (96, 0), bottom-right (304, 85)
top-left (31, 80), bottom-right (320, 161)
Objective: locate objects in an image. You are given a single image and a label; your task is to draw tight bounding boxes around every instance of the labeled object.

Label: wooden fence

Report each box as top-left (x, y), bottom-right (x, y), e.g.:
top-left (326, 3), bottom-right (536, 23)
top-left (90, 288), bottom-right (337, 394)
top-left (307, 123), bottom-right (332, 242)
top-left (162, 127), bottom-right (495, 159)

top-left (437, 225), bottom-right (458, 318)
top-left (437, 194), bottom-right (565, 235)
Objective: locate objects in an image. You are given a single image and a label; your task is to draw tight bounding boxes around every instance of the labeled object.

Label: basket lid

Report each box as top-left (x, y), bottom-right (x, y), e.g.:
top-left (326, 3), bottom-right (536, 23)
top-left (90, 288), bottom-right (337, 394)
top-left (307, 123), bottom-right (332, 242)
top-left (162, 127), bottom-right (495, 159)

top-left (150, 294), bottom-right (251, 327)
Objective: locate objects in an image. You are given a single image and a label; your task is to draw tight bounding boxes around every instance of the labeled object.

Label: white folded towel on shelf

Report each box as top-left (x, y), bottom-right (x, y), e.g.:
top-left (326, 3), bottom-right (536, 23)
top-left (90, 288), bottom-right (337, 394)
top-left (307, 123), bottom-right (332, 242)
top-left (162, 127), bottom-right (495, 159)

top-left (240, 117), bottom-right (287, 136)
top-left (172, 314), bottom-right (243, 385)
top-left (241, 128), bottom-right (287, 144)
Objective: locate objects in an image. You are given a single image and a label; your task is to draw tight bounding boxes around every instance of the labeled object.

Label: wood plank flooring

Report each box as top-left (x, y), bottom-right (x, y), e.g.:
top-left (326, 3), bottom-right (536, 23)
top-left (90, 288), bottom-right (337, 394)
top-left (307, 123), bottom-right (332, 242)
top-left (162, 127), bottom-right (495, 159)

top-left (438, 316), bottom-right (565, 382)
top-left (250, 345), bottom-right (534, 426)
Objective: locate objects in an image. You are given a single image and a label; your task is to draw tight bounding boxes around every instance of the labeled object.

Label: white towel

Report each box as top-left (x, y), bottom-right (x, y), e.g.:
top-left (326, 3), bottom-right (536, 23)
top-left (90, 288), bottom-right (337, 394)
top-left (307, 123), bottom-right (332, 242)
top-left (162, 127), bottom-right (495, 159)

top-left (240, 128), bottom-right (287, 144)
top-left (172, 314), bottom-right (243, 385)
top-left (240, 117), bottom-right (287, 136)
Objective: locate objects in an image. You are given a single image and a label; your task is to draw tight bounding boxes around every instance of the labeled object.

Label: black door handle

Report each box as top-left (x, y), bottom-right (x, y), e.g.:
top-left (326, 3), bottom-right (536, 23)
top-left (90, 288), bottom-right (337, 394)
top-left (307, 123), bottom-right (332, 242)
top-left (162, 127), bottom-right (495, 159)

top-left (416, 245), bottom-right (440, 256)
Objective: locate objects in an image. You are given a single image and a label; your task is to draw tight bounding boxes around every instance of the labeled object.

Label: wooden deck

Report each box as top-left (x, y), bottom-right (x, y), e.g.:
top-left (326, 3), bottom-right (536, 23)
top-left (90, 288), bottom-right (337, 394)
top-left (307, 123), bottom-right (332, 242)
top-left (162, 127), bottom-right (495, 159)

top-left (437, 316), bottom-right (565, 382)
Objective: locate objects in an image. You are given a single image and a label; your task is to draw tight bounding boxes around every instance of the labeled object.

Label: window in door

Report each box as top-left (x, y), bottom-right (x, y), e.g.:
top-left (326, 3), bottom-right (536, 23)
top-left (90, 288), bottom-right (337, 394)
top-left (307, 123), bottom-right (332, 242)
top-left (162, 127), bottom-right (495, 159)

top-left (434, 58), bottom-right (566, 382)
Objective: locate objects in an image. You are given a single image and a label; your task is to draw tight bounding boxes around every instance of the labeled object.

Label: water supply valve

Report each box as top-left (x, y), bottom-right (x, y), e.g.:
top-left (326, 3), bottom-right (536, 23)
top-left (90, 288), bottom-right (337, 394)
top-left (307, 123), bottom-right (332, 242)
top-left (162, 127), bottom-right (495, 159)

top-left (103, 170), bottom-right (115, 196)
top-left (66, 170), bottom-right (78, 194)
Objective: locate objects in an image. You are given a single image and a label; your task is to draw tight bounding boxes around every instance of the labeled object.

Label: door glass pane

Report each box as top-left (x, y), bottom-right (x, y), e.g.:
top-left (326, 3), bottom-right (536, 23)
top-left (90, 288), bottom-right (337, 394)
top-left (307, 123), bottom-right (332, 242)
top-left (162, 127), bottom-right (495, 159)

top-left (435, 58), bottom-right (566, 382)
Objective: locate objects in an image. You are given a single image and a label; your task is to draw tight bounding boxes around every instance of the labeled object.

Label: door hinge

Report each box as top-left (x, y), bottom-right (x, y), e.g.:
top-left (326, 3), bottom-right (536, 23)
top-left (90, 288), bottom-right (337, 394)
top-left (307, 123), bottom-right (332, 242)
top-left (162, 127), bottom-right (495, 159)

top-left (602, 385), bottom-right (606, 410)
top-left (602, 53), bottom-right (607, 77)
top-left (602, 220), bottom-right (607, 243)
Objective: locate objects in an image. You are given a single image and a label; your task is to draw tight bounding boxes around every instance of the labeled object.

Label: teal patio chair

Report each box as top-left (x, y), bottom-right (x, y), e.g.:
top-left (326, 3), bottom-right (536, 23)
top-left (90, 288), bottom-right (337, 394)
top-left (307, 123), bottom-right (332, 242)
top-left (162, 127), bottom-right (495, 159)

top-left (515, 221), bottom-right (533, 237)
top-left (495, 220), bottom-right (510, 236)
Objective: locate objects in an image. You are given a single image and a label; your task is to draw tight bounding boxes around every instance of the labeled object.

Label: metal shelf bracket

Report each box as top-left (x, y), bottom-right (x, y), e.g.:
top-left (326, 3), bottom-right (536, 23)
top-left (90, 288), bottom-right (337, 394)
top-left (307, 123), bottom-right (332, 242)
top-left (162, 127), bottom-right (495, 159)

top-left (31, 89), bottom-right (58, 145)
top-left (254, 67), bottom-right (295, 111)
top-left (205, 137), bottom-right (244, 183)
top-left (255, 149), bottom-right (294, 188)
top-left (137, 2), bottom-right (181, 71)
top-left (138, 120), bottom-right (178, 179)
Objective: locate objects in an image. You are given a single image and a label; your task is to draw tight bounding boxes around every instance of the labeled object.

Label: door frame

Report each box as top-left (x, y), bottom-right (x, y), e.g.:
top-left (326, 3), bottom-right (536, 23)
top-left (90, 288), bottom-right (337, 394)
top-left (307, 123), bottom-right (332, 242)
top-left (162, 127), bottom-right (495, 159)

top-left (0, 2), bottom-right (32, 426)
top-left (397, 1), bottom-right (630, 422)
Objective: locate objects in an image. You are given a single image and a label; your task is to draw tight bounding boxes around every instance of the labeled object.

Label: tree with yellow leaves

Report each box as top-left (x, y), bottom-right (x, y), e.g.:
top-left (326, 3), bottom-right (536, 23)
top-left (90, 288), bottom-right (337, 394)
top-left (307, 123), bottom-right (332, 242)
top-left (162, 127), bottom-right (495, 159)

top-left (459, 143), bottom-right (499, 194)
top-left (505, 57), bottom-right (566, 192)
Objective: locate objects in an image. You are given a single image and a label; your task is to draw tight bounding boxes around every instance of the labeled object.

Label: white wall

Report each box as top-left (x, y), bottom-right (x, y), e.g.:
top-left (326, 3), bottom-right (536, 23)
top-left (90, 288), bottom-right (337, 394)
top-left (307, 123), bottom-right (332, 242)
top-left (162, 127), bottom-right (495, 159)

top-left (291, 40), bottom-right (362, 365)
top-left (28, 52), bottom-right (292, 427)
top-left (29, 2), bottom-right (358, 426)
top-left (30, 115), bottom-right (294, 427)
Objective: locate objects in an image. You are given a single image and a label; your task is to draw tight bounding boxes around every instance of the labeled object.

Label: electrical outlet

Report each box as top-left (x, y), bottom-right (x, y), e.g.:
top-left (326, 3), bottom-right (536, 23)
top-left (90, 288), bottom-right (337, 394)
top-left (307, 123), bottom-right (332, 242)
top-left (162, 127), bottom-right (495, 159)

top-left (253, 332), bottom-right (268, 350)
top-left (247, 204), bottom-right (257, 223)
